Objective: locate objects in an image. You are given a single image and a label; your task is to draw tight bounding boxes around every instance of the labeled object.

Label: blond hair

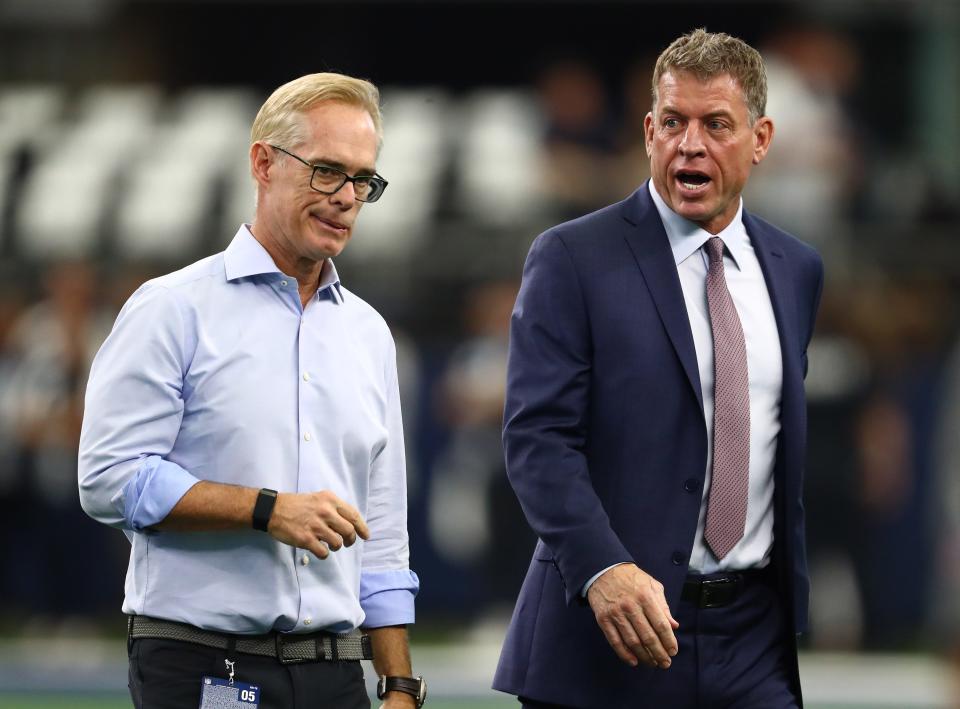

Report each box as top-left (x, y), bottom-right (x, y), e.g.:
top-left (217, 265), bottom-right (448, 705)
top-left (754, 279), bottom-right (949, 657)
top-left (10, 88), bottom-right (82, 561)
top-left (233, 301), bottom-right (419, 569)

top-left (652, 28), bottom-right (767, 124)
top-left (250, 72), bottom-right (383, 151)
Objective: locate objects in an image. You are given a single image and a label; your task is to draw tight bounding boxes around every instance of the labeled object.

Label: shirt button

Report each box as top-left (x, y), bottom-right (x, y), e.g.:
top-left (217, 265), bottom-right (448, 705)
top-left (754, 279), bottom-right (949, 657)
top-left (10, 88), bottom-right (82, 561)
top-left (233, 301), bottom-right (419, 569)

top-left (280, 280), bottom-right (288, 287)
top-left (303, 432), bottom-right (311, 442)
top-left (672, 551), bottom-right (686, 566)
top-left (304, 617), bottom-right (312, 626)
top-left (684, 478), bottom-right (699, 493)
top-left (302, 372), bottom-right (310, 382)
top-left (300, 555), bottom-right (310, 566)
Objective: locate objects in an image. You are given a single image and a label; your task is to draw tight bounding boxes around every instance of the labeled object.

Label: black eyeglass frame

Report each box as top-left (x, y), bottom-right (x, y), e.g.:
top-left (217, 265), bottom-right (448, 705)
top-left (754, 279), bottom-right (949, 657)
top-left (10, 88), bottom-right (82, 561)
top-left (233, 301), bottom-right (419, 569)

top-left (269, 144), bottom-right (388, 203)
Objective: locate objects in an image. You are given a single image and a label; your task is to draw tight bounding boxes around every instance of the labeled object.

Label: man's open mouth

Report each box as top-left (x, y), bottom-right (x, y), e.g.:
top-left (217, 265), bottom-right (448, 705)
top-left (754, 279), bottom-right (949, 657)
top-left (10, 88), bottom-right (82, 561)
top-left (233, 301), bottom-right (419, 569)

top-left (676, 172), bottom-right (711, 191)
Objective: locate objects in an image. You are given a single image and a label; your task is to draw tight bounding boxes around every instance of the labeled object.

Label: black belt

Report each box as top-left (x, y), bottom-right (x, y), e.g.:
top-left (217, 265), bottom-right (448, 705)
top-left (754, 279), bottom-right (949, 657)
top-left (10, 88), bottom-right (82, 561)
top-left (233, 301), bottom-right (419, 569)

top-left (127, 615), bottom-right (373, 663)
top-left (680, 568), bottom-right (772, 609)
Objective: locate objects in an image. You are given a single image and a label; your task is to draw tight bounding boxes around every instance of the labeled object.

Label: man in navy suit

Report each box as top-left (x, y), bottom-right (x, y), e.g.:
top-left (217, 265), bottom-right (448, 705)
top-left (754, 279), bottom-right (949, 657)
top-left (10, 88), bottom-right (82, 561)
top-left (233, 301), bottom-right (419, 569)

top-left (494, 29), bottom-right (824, 708)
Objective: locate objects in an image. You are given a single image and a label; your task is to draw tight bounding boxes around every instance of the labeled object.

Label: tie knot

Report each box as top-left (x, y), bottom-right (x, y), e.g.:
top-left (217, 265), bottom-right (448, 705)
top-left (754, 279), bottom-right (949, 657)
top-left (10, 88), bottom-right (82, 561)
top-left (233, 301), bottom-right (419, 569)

top-left (706, 237), bottom-right (725, 265)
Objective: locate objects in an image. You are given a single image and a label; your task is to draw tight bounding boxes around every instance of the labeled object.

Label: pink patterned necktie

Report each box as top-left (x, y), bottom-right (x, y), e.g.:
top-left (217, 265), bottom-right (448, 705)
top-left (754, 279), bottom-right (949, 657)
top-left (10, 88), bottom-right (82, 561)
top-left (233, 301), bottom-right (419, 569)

top-left (703, 236), bottom-right (750, 561)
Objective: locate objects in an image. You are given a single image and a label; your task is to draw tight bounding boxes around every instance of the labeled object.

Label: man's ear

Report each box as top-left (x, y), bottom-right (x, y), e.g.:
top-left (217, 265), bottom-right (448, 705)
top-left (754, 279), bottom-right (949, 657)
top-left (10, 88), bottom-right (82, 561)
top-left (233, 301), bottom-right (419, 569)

top-left (250, 142), bottom-right (273, 187)
top-left (643, 112), bottom-right (655, 158)
top-left (752, 117), bottom-right (774, 165)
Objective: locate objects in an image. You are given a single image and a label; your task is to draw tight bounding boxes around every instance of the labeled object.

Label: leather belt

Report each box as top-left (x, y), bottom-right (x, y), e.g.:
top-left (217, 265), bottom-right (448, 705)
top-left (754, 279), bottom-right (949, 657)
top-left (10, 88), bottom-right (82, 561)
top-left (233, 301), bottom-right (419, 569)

top-left (127, 615), bottom-right (373, 663)
top-left (680, 568), bottom-right (772, 609)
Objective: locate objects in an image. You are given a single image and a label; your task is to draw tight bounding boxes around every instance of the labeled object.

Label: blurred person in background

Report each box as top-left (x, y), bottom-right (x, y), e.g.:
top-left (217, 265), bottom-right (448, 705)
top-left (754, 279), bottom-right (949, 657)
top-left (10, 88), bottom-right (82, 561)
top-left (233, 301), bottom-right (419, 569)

top-left (845, 277), bottom-right (948, 651)
top-left (935, 327), bottom-right (960, 707)
top-left (2, 261), bottom-right (119, 625)
top-left (537, 59), bottom-right (623, 219)
top-left (0, 279), bottom-right (29, 619)
top-left (495, 29), bottom-right (823, 708)
top-left (616, 56), bottom-right (656, 196)
top-left (746, 26), bottom-right (861, 263)
top-left (78, 73), bottom-right (425, 709)
top-left (933, 332), bottom-right (960, 709)
top-left (428, 281), bottom-right (535, 611)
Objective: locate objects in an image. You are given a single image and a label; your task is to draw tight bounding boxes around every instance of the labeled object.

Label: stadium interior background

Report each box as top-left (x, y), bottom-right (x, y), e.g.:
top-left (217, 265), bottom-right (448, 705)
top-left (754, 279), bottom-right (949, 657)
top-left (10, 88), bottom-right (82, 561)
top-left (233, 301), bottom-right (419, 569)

top-left (1, 0), bottom-right (959, 706)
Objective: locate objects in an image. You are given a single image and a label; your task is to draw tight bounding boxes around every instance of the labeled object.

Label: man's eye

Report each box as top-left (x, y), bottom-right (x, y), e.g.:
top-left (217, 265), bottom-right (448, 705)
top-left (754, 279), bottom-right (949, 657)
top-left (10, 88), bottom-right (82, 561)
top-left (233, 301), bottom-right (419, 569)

top-left (353, 176), bottom-right (372, 187)
top-left (315, 166), bottom-right (338, 177)
top-left (664, 118), bottom-right (680, 129)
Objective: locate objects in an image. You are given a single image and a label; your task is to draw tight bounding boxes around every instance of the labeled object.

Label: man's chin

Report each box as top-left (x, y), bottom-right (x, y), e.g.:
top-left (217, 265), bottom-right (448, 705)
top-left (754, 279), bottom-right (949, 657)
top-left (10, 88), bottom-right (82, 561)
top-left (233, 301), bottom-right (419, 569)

top-left (674, 202), bottom-right (713, 224)
top-left (306, 233), bottom-right (350, 260)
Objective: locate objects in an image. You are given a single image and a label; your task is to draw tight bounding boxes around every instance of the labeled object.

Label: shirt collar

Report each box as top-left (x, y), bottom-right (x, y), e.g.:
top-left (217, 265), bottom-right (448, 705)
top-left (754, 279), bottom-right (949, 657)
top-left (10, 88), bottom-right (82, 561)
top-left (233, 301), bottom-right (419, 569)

top-left (318, 259), bottom-right (344, 304)
top-left (223, 225), bottom-right (344, 303)
top-left (646, 180), bottom-right (748, 271)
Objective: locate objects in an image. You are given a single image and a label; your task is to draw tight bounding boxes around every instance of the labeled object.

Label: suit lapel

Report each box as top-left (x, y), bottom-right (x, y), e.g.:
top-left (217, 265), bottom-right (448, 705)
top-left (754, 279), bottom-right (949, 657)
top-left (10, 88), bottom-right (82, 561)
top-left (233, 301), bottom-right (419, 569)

top-left (620, 187), bottom-right (704, 412)
top-left (745, 212), bottom-right (801, 394)
top-left (745, 210), bottom-right (804, 519)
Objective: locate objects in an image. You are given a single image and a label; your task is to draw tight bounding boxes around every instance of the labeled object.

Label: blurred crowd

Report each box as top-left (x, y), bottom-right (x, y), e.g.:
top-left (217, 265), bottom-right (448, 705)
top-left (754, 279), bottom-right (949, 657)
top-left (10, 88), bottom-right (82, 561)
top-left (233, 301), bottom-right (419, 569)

top-left (0, 24), bottom-right (958, 677)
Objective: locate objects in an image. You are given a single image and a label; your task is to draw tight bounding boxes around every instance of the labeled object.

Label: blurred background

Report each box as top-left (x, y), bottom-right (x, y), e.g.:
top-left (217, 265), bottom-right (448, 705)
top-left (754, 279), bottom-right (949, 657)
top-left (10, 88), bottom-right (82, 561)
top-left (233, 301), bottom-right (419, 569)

top-left (0, 0), bottom-right (959, 706)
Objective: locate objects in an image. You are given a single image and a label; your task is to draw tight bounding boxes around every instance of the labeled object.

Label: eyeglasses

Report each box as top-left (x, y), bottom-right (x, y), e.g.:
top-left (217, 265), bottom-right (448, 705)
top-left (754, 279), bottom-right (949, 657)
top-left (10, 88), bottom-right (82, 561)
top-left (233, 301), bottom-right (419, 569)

top-left (269, 145), bottom-right (388, 203)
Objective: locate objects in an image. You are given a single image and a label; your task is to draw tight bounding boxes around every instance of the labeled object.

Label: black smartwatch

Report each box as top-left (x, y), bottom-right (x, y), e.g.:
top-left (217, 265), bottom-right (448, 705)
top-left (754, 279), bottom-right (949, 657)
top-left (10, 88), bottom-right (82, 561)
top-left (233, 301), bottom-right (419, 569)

top-left (252, 488), bottom-right (278, 532)
top-left (376, 675), bottom-right (426, 707)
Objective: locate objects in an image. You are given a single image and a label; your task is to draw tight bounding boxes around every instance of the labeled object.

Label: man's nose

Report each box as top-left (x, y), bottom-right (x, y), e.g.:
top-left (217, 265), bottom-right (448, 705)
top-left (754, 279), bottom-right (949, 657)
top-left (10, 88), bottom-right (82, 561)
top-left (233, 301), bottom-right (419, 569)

top-left (330, 179), bottom-right (357, 208)
top-left (678, 122), bottom-right (706, 157)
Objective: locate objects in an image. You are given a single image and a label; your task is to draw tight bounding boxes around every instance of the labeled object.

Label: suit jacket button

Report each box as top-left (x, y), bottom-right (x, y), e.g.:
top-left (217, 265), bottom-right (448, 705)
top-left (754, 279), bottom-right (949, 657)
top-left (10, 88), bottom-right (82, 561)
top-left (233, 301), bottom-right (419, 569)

top-left (684, 478), bottom-right (698, 493)
top-left (672, 551), bottom-right (686, 565)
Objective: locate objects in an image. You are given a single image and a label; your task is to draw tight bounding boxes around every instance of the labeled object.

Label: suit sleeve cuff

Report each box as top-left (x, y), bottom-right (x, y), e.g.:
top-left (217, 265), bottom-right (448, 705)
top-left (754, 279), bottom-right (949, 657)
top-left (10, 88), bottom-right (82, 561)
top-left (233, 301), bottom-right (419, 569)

top-left (359, 569), bottom-right (420, 628)
top-left (581, 562), bottom-right (633, 597)
top-left (115, 455), bottom-right (200, 532)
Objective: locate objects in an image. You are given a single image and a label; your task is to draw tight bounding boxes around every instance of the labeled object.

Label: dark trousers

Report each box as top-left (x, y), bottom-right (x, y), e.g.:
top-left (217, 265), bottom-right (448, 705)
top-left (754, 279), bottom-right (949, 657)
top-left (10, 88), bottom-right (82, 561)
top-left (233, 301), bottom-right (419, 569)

top-left (128, 637), bottom-right (370, 709)
top-left (521, 575), bottom-right (799, 709)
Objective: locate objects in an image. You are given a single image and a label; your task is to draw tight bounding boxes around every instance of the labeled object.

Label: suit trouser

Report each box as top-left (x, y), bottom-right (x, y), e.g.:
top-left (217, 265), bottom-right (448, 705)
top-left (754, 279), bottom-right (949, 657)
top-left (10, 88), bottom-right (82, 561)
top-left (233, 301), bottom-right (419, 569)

top-left (521, 574), bottom-right (799, 709)
top-left (128, 637), bottom-right (370, 709)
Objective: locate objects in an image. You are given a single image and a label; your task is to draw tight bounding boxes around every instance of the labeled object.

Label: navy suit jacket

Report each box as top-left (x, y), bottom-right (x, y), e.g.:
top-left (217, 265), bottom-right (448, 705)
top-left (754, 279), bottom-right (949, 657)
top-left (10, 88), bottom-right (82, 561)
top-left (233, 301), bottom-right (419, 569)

top-left (493, 184), bottom-right (824, 706)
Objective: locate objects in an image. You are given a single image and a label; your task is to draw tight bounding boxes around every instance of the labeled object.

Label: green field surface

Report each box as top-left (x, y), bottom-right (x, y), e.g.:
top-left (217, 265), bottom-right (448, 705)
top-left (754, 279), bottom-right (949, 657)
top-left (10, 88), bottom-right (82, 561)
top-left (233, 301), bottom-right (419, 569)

top-left (0, 699), bottom-right (943, 709)
top-left (0, 698), bottom-right (515, 709)
top-left (0, 645), bottom-right (951, 709)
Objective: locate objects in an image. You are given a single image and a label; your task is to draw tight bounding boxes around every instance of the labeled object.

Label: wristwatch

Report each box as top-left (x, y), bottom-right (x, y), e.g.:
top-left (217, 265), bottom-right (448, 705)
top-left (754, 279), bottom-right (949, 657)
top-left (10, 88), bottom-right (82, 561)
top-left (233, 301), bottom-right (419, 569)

top-left (376, 675), bottom-right (427, 706)
top-left (252, 488), bottom-right (278, 532)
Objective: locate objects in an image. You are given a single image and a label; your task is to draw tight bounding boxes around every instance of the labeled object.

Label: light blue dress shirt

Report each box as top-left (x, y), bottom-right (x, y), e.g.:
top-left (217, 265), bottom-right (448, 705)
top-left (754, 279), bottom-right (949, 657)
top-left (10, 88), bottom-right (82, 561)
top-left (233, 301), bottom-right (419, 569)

top-left (79, 225), bottom-right (418, 634)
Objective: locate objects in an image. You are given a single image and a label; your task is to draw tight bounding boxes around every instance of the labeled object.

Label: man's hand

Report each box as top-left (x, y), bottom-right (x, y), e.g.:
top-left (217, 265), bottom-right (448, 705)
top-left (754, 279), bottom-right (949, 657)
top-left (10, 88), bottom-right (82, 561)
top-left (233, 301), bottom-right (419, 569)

top-left (268, 490), bottom-right (370, 559)
top-left (586, 564), bottom-right (679, 669)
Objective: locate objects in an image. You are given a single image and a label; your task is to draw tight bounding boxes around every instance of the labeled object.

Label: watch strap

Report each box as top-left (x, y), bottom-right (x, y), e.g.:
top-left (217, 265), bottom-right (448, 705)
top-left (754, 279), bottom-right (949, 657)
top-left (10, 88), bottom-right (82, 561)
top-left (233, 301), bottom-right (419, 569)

top-left (378, 675), bottom-right (425, 706)
top-left (252, 488), bottom-right (278, 532)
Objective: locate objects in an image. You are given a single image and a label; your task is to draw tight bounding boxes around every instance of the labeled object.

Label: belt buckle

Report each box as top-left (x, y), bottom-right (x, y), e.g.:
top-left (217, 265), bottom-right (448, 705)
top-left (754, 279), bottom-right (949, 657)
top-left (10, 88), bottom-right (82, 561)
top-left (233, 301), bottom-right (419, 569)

top-left (700, 577), bottom-right (733, 609)
top-left (276, 632), bottom-right (325, 664)
top-left (275, 633), bottom-right (298, 665)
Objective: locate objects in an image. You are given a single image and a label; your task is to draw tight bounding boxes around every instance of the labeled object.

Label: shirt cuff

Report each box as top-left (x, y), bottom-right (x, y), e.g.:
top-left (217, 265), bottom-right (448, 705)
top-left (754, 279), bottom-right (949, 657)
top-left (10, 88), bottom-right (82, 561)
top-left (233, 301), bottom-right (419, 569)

top-left (359, 569), bottom-right (420, 628)
top-left (581, 562), bottom-right (632, 598)
top-left (116, 455), bottom-right (200, 532)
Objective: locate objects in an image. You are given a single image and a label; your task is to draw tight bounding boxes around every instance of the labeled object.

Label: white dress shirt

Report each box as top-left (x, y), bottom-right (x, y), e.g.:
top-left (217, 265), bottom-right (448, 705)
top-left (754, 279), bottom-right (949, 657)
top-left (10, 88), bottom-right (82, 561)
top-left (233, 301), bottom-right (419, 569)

top-left (583, 183), bottom-right (783, 594)
top-left (648, 180), bottom-right (782, 573)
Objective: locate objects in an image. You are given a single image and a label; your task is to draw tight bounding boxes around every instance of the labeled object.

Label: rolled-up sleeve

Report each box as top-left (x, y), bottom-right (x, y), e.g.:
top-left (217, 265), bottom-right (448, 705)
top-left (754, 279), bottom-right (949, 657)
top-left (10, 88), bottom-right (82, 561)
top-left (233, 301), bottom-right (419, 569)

top-left (78, 283), bottom-right (200, 530)
top-left (360, 568), bottom-right (420, 627)
top-left (359, 335), bottom-right (418, 627)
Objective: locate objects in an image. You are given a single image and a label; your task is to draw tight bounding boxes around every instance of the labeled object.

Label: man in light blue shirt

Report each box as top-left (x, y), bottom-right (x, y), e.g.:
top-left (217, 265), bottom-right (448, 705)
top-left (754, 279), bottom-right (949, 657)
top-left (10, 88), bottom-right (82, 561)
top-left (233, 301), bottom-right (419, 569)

top-left (79, 73), bottom-right (425, 709)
